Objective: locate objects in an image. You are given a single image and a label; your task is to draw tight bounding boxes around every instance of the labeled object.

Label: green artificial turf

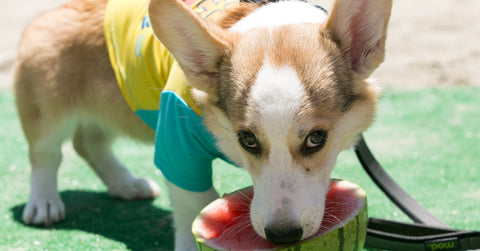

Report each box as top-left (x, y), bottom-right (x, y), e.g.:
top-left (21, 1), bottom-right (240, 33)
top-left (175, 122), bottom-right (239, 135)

top-left (1, 87), bottom-right (479, 250)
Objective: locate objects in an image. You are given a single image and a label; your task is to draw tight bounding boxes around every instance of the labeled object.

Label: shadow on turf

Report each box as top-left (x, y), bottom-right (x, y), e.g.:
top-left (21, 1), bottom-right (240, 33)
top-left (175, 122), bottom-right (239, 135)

top-left (10, 190), bottom-right (174, 250)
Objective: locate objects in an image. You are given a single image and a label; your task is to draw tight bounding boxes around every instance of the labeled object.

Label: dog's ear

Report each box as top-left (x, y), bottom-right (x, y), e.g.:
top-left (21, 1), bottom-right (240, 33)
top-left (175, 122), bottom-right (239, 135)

top-left (325, 0), bottom-right (392, 78)
top-left (148, 0), bottom-right (231, 93)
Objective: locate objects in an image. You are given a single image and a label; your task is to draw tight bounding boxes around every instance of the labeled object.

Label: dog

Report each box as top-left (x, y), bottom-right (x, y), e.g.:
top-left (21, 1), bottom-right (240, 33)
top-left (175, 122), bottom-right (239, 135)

top-left (14, 0), bottom-right (392, 249)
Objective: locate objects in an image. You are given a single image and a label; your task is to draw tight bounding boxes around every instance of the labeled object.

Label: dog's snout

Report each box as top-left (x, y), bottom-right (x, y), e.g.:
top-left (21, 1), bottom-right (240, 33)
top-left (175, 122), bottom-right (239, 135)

top-left (264, 225), bottom-right (303, 244)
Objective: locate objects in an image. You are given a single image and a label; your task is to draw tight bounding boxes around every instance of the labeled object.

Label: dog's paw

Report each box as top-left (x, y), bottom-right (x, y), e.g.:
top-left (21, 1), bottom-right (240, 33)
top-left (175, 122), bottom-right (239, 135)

top-left (22, 192), bottom-right (65, 225)
top-left (108, 177), bottom-right (161, 200)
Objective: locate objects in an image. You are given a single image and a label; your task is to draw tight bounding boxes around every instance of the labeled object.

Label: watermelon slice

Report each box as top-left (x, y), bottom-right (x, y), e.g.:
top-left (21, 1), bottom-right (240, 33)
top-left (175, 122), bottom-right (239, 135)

top-left (192, 179), bottom-right (367, 250)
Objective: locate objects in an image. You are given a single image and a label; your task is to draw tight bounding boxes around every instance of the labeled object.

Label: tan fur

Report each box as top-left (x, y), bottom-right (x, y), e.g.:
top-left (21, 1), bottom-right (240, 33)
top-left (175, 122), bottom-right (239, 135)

top-left (179, 14), bottom-right (384, 176)
top-left (325, 0), bottom-right (392, 78)
top-left (16, 0), bottom-right (391, 245)
top-left (217, 3), bottom-right (261, 29)
top-left (15, 0), bottom-right (159, 226)
top-left (147, 2), bottom-right (390, 242)
top-left (15, 0), bottom-right (154, 145)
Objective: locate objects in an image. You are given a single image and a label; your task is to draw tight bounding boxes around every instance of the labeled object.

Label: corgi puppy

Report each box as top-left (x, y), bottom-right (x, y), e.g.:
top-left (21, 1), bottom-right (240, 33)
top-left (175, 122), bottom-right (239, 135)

top-left (14, 0), bottom-right (392, 249)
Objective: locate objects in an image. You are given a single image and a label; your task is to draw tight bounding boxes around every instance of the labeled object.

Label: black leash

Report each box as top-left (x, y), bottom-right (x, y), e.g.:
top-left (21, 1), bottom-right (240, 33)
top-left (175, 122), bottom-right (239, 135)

top-left (355, 135), bottom-right (480, 251)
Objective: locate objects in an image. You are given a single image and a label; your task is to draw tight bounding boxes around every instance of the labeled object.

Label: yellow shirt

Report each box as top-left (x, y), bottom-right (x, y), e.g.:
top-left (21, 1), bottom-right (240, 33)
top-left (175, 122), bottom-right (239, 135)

top-left (104, 0), bottom-right (240, 192)
top-left (104, 0), bottom-right (239, 116)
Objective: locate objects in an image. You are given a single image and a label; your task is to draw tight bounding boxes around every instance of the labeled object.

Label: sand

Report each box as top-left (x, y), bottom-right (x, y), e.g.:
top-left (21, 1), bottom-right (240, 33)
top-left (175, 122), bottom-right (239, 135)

top-left (1, 0), bottom-right (479, 89)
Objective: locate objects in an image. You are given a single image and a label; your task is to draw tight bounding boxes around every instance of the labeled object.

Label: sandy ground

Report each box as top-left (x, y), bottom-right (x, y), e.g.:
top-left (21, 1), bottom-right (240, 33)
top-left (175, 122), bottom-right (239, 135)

top-left (1, 0), bottom-right (479, 90)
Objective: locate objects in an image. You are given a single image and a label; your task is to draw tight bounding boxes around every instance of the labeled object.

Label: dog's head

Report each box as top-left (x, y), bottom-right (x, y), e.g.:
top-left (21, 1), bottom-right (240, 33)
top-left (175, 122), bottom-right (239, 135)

top-left (149, 0), bottom-right (392, 244)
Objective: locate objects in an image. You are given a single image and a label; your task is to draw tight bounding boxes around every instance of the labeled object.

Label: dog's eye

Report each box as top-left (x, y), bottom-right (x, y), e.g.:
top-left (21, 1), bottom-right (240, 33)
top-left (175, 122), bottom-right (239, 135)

top-left (237, 131), bottom-right (261, 155)
top-left (306, 130), bottom-right (327, 148)
top-left (302, 130), bottom-right (328, 155)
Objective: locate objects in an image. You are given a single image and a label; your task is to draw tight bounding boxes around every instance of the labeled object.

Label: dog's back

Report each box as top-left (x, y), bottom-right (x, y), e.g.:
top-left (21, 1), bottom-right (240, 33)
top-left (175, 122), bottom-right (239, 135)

top-left (15, 0), bottom-right (154, 142)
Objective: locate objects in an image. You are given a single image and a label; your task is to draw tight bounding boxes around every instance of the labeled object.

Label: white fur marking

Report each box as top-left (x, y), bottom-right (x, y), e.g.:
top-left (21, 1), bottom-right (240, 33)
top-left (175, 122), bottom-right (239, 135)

top-left (229, 1), bottom-right (327, 33)
top-left (249, 61), bottom-right (331, 240)
top-left (252, 60), bottom-right (305, 139)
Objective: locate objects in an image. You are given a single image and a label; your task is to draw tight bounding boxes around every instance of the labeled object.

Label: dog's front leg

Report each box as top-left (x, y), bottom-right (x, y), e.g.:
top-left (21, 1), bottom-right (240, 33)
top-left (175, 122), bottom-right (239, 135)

top-left (167, 181), bottom-right (218, 251)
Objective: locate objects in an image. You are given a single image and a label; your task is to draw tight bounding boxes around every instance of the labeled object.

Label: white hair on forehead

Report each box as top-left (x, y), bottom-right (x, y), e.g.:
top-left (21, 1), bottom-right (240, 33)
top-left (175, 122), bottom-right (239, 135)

top-left (251, 59), bottom-right (305, 151)
top-left (229, 1), bottom-right (327, 33)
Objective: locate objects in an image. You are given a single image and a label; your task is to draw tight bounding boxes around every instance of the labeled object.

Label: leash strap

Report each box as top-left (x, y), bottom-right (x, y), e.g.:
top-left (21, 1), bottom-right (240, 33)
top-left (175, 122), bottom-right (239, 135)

top-left (355, 135), bottom-right (480, 250)
top-left (355, 136), bottom-right (448, 227)
top-left (367, 218), bottom-right (480, 251)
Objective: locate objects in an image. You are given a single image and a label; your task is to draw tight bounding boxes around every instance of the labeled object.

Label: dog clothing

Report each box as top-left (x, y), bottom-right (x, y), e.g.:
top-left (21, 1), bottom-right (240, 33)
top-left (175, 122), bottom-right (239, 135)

top-left (104, 0), bottom-right (237, 192)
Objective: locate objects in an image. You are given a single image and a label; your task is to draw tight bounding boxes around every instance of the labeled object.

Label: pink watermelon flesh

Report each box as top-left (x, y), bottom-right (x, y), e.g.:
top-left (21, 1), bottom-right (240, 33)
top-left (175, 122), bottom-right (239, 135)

top-left (193, 180), bottom-right (365, 250)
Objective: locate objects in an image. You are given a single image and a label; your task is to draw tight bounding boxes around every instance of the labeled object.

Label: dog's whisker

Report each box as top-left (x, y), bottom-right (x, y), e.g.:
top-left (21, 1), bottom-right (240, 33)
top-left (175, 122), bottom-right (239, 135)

top-left (322, 214), bottom-right (343, 225)
top-left (221, 215), bottom-right (253, 241)
top-left (233, 189), bottom-right (252, 201)
top-left (206, 122), bottom-right (232, 133)
top-left (247, 228), bottom-right (263, 243)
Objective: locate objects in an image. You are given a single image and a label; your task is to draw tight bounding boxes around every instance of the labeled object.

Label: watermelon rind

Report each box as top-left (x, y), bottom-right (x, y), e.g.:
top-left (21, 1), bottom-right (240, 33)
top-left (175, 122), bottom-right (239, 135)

top-left (193, 180), bottom-right (367, 251)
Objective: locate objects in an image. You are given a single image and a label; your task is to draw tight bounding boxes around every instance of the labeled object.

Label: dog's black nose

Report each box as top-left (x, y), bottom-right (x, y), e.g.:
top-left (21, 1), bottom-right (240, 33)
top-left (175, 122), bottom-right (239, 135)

top-left (264, 226), bottom-right (303, 244)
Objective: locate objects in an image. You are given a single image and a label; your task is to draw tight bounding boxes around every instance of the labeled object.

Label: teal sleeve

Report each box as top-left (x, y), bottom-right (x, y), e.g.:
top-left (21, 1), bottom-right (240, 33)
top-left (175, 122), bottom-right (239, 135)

top-left (153, 91), bottom-right (226, 192)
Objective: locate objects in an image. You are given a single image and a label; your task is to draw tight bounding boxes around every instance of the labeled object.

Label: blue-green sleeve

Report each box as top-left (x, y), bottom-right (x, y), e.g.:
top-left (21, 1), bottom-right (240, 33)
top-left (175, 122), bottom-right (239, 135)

top-left (153, 91), bottom-right (224, 192)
